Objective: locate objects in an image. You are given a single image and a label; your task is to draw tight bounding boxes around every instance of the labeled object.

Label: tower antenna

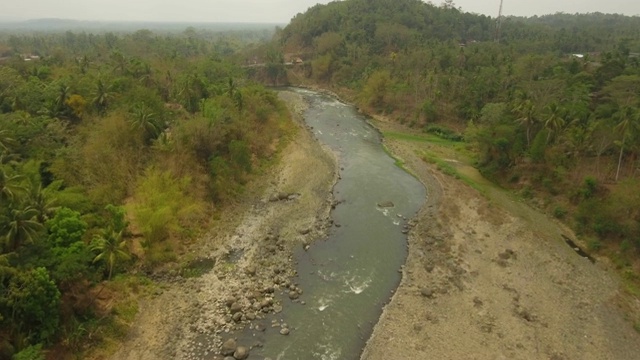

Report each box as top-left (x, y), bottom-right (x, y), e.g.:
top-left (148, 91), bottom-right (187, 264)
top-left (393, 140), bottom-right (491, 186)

top-left (494, 0), bottom-right (504, 42)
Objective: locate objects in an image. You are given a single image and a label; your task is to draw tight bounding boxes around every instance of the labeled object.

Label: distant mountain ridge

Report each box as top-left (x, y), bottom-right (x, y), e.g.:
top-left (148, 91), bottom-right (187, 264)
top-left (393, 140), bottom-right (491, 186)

top-left (0, 18), bottom-right (284, 32)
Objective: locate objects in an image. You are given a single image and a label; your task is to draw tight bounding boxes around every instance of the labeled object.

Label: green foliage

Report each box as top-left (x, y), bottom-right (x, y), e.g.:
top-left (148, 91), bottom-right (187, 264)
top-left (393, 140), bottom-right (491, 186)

top-left (128, 169), bottom-right (205, 244)
top-left (580, 176), bottom-right (598, 199)
top-left (587, 237), bottom-right (603, 251)
top-left (46, 207), bottom-right (87, 247)
top-left (361, 70), bottom-right (391, 109)
top-left (552, 206), bottom-right (568, 219)
top-left (421, 100), bottom-right (439, 122)
top-left (12, 344), bottom-right (45, 360)
top-left (228, 140), bottom-right (252, 174)
top-left (90, 206), bottom-right (130, 280)
top-left (424, 125), bottom-right (463, 142)
top-left (2, 268), bottom-right (60, 343)
top-left (528, 129), bottom-right (548, 162)
top-left (0, 23), bottom-right (290, 357)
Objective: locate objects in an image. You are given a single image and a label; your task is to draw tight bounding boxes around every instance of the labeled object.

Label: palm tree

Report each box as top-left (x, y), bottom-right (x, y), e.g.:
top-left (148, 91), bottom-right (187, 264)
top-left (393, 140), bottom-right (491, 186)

top-left (544, 102), bottom-right (566, 143)
top-left (0, 165), bottom-right (24, 204)
top-left (512, 98), bottom-right (537, 148)
top-left (27, 182), bottom-right (58, 223)
top-left (92, 79), bottom-right (112, 115)
top-left (0, 128), bottom-right (16, 154)
top-left (91, 227), bottom-right (130, 280)
top-left (76, 55), bottom-right (90, 74)
top-left (614, 106), bottom-right (640, 182)
top-left (130, 104), bottom-right (159, 142)
top-left (55, 84), bottom-right (71, 113)
top-left (110, 50), bottom-right (128, 75)
top-left (4, 205), bottom-right (43, 252)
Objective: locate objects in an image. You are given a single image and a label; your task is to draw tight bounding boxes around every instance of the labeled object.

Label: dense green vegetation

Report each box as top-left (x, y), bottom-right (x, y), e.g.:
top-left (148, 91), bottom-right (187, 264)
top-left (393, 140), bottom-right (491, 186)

top-left (1, 1), bottom-right (640, 357)
top-left (275, 0), bottom-right (640, 267)
top-left (0, 27), bottom-right (290, 358)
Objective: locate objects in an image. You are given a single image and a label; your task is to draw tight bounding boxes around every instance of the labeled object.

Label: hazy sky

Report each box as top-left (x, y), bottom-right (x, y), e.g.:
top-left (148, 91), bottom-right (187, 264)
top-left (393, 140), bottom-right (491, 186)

top-left (2, 0), bottom-right (639, 23)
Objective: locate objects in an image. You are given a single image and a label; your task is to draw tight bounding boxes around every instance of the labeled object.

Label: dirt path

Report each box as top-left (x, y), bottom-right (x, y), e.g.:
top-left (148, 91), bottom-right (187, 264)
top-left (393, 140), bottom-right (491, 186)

top-left (108, 90), bottom-right (337, 360)
top-left (361, 120), bottom-right (640, 360)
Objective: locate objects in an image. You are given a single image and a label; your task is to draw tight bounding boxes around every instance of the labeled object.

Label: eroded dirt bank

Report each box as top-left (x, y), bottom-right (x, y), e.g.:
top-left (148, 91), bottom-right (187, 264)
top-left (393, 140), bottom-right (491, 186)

top-left (361, 119), bottom-right (640, 360)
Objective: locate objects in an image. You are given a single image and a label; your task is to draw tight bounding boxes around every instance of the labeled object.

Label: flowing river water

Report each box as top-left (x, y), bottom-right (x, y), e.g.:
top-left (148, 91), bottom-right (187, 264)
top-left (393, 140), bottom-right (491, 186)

top-left (237, 89), bottom-right (426, 359)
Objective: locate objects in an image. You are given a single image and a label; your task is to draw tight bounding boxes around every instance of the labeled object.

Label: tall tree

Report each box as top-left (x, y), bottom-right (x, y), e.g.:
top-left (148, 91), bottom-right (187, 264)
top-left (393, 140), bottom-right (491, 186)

top-left (3, 205), bottom-right (43, 253)
top-left (614, 106), bottom-right (640, 182)
top-left (512, 98), bottom-right (537, 148)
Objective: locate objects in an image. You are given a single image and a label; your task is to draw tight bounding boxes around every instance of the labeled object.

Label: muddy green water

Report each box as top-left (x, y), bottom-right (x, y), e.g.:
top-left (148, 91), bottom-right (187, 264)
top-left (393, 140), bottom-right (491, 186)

top-left (235, 89), bottom-right (426, 359)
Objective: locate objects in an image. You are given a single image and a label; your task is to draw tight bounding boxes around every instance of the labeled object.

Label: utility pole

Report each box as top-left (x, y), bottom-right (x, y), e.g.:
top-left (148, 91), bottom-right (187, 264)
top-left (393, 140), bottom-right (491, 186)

top-left (494, 0), bottom-right (504, 42)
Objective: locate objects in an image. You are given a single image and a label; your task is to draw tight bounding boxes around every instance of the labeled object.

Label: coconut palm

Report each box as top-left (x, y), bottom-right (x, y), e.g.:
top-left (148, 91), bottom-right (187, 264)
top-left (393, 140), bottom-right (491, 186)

top-left (91, 227), bottom-right (130, 280)
top-left (26, 182), bottom-right (58, 223)
top-left (130, 104), bottom-right (159, 142)
top-left (92, 79), bottom-right (113, 115)
top-left (4, 205), bottom-right (43, 253)
top-left (0, 165), bottom-right (24, 204)
top-left (0, 128), bottom-right (16, 154)
top-left (614, 106), bottom-right (640, 182)
top-left (544, 102), bottom-right (566, 143)
top-left (512, 98), bottom-right (537, 148)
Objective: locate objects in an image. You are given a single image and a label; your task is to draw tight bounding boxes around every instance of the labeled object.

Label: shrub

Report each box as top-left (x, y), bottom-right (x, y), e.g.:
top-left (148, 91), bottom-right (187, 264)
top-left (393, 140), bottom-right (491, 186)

top-left (580, 176), bottom-right (598, 199)
top-left (587, 237), bottom-right (603, 251)
top-left (424, 125), bottom-right (464, 142)
top-left (128, 168), bottom-right (205, 244)
top-left (553, 206), bottom-right (568, 219)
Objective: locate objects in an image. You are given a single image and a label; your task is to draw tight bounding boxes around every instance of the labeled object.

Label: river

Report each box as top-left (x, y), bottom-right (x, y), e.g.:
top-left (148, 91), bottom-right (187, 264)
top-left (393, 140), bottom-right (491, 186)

top-left (233, 89), bottom-right (426, 359)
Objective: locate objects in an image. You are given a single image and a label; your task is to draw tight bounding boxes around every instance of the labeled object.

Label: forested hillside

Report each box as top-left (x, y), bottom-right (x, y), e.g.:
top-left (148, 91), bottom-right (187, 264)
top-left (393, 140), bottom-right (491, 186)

top-left (275, 0), bottom-right (640, 274)
top-left (0, 28), bottom-right (290, 358)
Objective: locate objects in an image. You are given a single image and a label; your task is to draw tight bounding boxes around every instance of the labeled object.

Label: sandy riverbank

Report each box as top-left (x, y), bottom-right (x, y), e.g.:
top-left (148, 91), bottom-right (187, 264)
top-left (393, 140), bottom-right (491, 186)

top-left (361, 118), bottom-right (640, 360)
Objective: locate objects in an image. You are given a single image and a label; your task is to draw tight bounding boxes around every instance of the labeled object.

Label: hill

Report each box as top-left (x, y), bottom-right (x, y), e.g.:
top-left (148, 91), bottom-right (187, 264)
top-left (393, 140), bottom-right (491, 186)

top-left (270, 0), bottom-right (640, 293)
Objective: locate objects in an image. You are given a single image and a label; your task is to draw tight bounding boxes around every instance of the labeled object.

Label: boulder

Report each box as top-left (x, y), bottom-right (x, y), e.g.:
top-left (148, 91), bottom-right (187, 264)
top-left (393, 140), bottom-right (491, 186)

top-left (279, 328), bottom-right (290, 335)
top-left (233, 346), bottom-right (250, 360)
top-left (221, 338), bottom-right (237, 356)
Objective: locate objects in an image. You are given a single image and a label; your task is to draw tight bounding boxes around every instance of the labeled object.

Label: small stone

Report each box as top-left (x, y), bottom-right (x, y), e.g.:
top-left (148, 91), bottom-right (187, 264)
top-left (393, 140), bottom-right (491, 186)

top-left (230, 302), bottom-right (242, 314)
top-left (246, 266), bottom-right (256, 276)
top-left (232, 312), bottom-right (243, 322)
top-left (421, 288), bottom-right (434, 298)
top-left (280, 328), bottom-right (290, 335)
top-left (377, 201), bottom-right (395, 208)
top-left (288, 291), bottom-right (299, 300)
top-left (233, 346), bottom-right (250, 360)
